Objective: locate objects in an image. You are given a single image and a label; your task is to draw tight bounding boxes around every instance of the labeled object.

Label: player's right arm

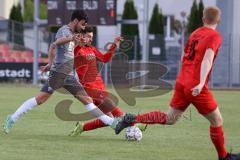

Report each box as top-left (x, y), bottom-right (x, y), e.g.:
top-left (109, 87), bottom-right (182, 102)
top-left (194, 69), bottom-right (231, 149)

top-left (191, 34), bottom-right (222, 96)
top-left (40, 42), bottom-right (56, 72)
top-left (191, 38), bottom-right (221, 96)
top-left (191, 48), bottom-right (215, 96)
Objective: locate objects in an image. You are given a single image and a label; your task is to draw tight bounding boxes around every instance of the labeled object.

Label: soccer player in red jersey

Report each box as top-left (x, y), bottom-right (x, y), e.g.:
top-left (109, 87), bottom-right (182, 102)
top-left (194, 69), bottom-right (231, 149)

top-left (115, 7), bottom-right (240, 160)
top-left (69, 26), bottom-right (147, 136)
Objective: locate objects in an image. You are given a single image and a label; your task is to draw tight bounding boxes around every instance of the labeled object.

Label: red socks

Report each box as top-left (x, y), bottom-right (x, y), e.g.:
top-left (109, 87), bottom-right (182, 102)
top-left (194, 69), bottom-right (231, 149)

top-left (135, 111), bottom-right (167, 124)
top-left (83, 107), bottom-right (123, 131)
top-left (210, 126), bottom-right (228, 159)
top-left (84, 110), bottom-right (227, 159)
top-left (83, 119), bottom-right (105, 131)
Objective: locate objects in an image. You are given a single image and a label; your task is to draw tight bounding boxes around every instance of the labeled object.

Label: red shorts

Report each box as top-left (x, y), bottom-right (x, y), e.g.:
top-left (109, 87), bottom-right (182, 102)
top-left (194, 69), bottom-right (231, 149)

top-left (170, 83), bottom-right (217, 115)
top-left (84, 87), bottom-right (109, 104)
top-left (82, 82), bottom-right (118, 114)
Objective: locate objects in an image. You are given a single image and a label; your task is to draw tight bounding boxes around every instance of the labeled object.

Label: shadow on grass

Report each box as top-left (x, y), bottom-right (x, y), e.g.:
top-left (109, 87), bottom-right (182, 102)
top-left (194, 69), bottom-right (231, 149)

top-left (2, 133), bottom-right (127, 143)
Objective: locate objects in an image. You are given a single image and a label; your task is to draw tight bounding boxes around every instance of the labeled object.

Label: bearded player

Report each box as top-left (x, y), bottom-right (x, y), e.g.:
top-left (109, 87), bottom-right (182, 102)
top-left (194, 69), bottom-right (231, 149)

top-left (69, 26), bottom-right (147, 136)
top-left (3, 10), bottom-right (119, 134)
top-left (115, 7), bottom-right (240, 160)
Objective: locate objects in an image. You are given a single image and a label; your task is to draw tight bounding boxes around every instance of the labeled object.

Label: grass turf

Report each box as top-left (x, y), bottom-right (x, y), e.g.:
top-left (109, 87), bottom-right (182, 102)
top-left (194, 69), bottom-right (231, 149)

top-left (0, 84), bottom-right (240, 160)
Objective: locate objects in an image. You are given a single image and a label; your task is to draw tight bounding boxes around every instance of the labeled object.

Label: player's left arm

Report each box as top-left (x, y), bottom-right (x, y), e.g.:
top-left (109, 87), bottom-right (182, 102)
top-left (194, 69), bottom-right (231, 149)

top-left (54, 34), bottom-right (85, 46)
top-left (192, 49), bottom-right (215, 96)
top-left (93, 37), bottom-right (122, 63)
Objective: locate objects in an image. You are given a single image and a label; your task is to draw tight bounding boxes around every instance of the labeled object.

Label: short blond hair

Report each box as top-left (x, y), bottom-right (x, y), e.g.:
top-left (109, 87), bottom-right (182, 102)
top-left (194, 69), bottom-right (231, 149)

top-left (203, 6), bottom-right (221, 25)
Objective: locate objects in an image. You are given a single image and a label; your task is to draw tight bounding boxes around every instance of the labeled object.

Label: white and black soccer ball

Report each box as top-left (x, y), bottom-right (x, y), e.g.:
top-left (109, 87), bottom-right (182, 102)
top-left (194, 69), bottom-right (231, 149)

top-left (125, 126), bottom-right (143, 141)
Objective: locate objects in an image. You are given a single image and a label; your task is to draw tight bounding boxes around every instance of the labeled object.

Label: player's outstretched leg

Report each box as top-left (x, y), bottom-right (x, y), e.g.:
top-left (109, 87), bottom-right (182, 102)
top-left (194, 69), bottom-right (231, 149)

top-left (3, 92), bottom-right (51, 134)
top-left (3, 97), bottom-right (38, 134)
top-left (69, 107), bottom-right (123, 136)
top-left (204, 108), bottom-right (240, 160)
top-left (69, 106), bottom-right (148, 136)
top-left (74, 93), bottom-right (119, 129)
top-left (3, 115), bottom-right (15, 134)
top-left (115, 107), bottom-right (183, 134)
top-left (115, 113), bottom-right (136, 134)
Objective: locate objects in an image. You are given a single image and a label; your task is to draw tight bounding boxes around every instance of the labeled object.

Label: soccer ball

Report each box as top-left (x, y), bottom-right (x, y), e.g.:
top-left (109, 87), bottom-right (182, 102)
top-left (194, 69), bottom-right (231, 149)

top-left (125, 126), bottom-right (143, 141)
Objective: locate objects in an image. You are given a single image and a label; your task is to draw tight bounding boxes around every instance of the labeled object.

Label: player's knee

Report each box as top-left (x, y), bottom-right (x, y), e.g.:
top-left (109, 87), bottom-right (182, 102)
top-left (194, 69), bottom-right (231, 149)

top-left (166, 117), bottom-right (178, 125)
top-left (166, 114), bottom-right (181, 125)
top-left (166, 118), bottom-right (178, 125)
top-left (36, 93), bottom-right (51, 105)
top-left (75, 95), bottom-right (93, 105)
top-left (211, 115), bottom-right (223, 127)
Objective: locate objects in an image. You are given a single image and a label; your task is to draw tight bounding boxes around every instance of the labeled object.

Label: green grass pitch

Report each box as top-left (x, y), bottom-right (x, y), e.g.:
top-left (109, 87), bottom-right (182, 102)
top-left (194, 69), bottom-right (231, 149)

top-left (0, 84), bottom-right (240, 160)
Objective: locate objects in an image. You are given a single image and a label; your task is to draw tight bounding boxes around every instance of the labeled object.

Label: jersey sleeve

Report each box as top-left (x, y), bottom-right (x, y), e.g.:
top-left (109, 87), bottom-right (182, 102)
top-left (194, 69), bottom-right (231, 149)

top-left (206, 34), bottom-right (222, 55)
top-left (92, 44), bottom-right (117, 63)
top-left (55, 27), bottom-right (72, 40)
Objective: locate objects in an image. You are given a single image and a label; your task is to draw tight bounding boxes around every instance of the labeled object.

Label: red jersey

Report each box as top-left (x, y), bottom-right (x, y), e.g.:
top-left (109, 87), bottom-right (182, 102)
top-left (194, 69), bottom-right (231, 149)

top-left (176, 26), bottom-right (222, 89)
top-left (74, 44), bottom-right (116, 90)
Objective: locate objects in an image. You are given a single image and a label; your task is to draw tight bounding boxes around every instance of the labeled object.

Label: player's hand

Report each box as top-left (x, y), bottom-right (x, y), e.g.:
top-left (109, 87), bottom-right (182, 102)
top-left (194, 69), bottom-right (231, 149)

top-left (191, 83), bottom-right (204, 96)
top-left (114, 36), bottom-right (123, 46)
top-left (40, 63), bottom-right (52, 72)
top-left (71, 34), bottom-right (79, 41)
top-left (74, 34), bottom-right (85, 45)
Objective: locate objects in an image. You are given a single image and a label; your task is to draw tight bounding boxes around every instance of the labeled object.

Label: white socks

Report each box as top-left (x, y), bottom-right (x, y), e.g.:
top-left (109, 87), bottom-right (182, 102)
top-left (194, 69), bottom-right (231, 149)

top-left (11, 97), bottom-right (38, 122)
top-left (85, 103), bottom-right (114, 125)
top-left (10, 99), bottom-right (114, 126)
